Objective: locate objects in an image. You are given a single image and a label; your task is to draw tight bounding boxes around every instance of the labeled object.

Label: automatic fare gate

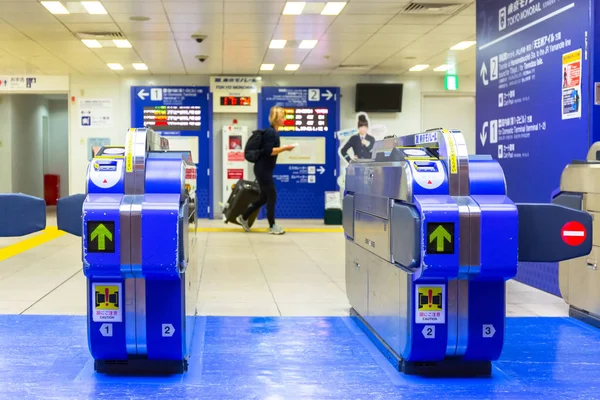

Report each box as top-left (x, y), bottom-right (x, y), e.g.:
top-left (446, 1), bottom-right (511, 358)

top-left (343, 129), bottom-right (593, 376)
top-left (57, 128), bottom-right (201, 374)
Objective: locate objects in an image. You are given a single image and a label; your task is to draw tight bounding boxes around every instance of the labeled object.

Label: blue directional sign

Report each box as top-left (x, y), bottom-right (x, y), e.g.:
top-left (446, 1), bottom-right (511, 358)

top-left (131, 86), bottom-right (213, 218)
top-left (260, 87), bottom-right (340, 219)
top-left (476, 0), bottom-right (590, 203)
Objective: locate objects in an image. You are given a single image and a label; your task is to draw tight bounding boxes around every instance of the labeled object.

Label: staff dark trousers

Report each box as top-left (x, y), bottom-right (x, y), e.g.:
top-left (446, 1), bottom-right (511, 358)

top-left (242, 179), bottom-right (277, 227)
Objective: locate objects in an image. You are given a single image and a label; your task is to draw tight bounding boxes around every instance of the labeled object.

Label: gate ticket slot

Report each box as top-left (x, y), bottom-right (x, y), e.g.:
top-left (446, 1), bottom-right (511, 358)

top-left (57, 128), bottom-right (201, 375)
top-left (343, 128), bottom-right (592, 377)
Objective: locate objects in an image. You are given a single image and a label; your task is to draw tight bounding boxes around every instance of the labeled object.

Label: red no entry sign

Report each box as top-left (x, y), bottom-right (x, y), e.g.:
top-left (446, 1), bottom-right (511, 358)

top-left (561, 221), bottom-right (587, 246)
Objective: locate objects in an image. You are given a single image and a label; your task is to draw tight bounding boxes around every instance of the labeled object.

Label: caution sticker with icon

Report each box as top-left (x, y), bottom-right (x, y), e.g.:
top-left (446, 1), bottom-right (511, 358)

top-left (92, 282), bottom-right (122, 322)
top-left (415, 284), bottom-right (445, 324)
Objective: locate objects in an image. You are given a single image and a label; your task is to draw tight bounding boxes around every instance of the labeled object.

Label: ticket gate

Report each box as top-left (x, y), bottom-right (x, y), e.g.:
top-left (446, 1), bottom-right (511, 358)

top-left (343, 129), bottom-right (593, 376)
top-left (57, 128), bottom-right (201, 374)
top-left (555, 142), bottom-right (600, 327)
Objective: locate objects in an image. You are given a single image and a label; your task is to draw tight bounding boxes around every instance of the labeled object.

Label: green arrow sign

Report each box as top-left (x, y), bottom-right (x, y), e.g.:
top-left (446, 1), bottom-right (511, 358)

top-left (426, 223), bottom-right (454, 254)
top-left (88, 221), bottom-right (115, 253)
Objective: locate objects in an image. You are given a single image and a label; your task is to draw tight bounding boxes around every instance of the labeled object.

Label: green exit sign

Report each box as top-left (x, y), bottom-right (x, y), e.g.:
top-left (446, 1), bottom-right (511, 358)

top-left (445, 75), bottom-right (459, 91)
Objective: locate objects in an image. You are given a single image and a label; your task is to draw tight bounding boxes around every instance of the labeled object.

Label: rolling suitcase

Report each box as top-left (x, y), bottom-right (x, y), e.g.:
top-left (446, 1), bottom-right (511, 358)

top-left (223, 180), bottom-right (261, 227)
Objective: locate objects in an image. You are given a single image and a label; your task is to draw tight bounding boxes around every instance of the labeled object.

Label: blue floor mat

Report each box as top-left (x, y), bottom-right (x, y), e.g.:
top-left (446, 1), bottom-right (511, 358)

top-left (0, 315), bottom-right (599, 399)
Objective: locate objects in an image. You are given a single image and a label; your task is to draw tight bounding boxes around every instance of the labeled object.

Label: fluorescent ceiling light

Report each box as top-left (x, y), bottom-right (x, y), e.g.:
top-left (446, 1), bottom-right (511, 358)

top-left (285, 64), bottom-right (300, 71)
top-left (260, 64), bottom-right (275, 71)
top-left (299, 40), bottom-right (318, 49)
top-left (113, 39), bottom-right (132, 48)
top-left (434, 64), bottom-right (452, 72)
top-left (41, 1), bottom-right (69, 14)
top-left (269, 40), bottom-right (287, 49)
top-left (133, 63), bottom-right (148, 70)
top-left (450, 41), bottom-right (476, 50)
top-left (321, 2), bottom-right (347, 15)
top-left (82, 39), bottom-right (102, 48)
top-left (81, 1), bottom-right (108, 15)
top-left (107, 63), bottom-right (124, 70)
top-left (409, 64), bottom-right (429, 72)
top-left (283, 2), bottom-right (306, 15)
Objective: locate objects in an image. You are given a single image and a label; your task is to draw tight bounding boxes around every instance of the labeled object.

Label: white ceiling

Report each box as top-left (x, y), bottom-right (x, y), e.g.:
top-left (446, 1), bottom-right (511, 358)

top-left (0, 0), bottom-right (476, 76)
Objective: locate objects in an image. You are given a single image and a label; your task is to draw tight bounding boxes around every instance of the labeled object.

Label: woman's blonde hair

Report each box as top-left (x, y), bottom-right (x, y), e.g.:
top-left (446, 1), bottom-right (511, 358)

top-left (269, 106), bottom-right (286, 127)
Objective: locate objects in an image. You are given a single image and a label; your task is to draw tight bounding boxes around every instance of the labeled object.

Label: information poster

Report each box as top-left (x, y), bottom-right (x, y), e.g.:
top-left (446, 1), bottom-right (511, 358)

top-left (260, 87), bottom-right (340, 219)
top-left (131, 86), bottom-right (213, 218)
top-left (222, 125), bottom-right (248, 203)
top-left (80, 99), bottom-right (113, 128)
top-left (476, 0), bottom-right (590, 203)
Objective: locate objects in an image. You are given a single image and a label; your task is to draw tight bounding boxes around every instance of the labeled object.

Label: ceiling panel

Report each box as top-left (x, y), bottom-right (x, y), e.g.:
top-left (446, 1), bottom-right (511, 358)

top-left (167, 14), bottom-right (225, 24)
top-left (333, 15), bottom-right (394, 25)
top-left (111, 13), bottom-right (170, 24)
top-left (225, 14), bottom-right (280, 24)
top-left (362, 33), bottom-right (421, 48)
top-left (65, 23), bottom-right (121, 32)
top-left (125, 31), bottom-right (175, 41)
top-left (169, 23), bottom-right (223, 34)
top-left (163, 1), bottom-right (224, 14)
top-left (1, 12), bottom-right (59, 24)
top-left (343, 2), bottom-right (408, 15)
top-left (272, 23), bottom-right (329, 38)
top-left (262, 48), bottom-right (311, 63)
top-left (223, 2), bottom-right (284, 14)
top-left (0, 2), bottom-right (49, 13)
top-left (93, 49), bottom-right (143, 64)
top-left (378, 24), bottom-right (435, 35)
top-left (117, 23), bottom-right (172, 33)
top-left (224, 23), bottom-right (276, 34)
top-left (55, 14), bottom-right (113, 24)
top-left (279, 15), bottom-right (335, 25)
top-left (389, 14), bottom-right (450, 25)
top-left (325, 23), bottom-right (381, 35)
top-left (102, 1), bottom-right (166, 14)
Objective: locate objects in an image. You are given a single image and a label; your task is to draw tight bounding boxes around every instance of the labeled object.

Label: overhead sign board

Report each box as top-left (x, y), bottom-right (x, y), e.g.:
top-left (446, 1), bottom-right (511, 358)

top-left (210, 76), bottom-right (261, 113)
top-left (0, 75), bottom-right (69, 92)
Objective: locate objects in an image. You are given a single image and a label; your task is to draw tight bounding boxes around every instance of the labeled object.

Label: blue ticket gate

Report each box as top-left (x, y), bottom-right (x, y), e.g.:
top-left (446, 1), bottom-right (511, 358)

top-left (0, 194), bottom-right (47, 237)
top-left (344, 129), bottom-right (593, 376)
top-left (58, 128), bottom-right (201, 374)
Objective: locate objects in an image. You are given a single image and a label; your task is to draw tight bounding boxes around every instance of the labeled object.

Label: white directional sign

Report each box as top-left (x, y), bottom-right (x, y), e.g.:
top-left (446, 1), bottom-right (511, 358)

top-left (318, 166), bottom-right (326, 175)
top-left (100, 323), bottom-right (113, 337)
top-left (490, 120), bottom-right (498, 144)
top-left (323, 89), bottom-right (334, 101)
top-left (137, 89), bottom-right (149, 100)
top-left (422, 325), bottom-right (435, 339)
top-left (308, 88), bottom-right (320, 101)
top-left (162, 323), bottom-right (175, 337)
top-left (480, 62), bottom-right (489, 86)
top-left (480, 121), bottom-right (489, 146)
top-left (483, 324), bottom-right (496, 338)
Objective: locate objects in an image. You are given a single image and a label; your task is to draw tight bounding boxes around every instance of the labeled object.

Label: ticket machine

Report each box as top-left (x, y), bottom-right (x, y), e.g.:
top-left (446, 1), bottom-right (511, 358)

top-left (343, 129), bottom-right (593, 376)
top-left (58, 128), bottom-right (201, 374)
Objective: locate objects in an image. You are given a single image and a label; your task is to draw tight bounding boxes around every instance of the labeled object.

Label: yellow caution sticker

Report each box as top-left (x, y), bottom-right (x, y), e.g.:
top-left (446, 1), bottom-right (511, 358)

top-left (125, 128), bottom-right (135, 173)
top-left (415, 284), bottom-right (445, 324)
top-left (92, 283), bottom-right (122, 322)
top-left (443, 131), bottom-right (458, 174)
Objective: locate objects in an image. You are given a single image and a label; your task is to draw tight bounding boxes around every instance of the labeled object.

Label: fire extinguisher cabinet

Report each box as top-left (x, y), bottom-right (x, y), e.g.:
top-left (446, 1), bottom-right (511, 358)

top-left (44, 174), bottom-right (60, 206)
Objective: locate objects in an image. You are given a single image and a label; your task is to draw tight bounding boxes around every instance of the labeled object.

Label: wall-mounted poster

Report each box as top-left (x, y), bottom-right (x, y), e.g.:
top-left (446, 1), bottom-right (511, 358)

top-left (337, 112), bottom-right (388, 191)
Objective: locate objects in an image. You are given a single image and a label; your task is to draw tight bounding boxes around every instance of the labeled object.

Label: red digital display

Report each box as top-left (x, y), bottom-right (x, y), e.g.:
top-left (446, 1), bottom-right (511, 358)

top-left (220, 96), bottom-right (252, 106)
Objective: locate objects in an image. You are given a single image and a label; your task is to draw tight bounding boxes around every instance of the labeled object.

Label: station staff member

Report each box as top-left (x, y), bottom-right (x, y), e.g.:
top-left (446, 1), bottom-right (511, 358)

top-left (237, 106), bottom-right (295, 235)
top-left (340, 114), bottom-right (376, 162)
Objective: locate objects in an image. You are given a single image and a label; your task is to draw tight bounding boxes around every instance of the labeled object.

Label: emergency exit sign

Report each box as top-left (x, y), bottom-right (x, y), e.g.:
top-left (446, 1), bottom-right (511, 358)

top-left (445, 75), bottom-right (459, 91)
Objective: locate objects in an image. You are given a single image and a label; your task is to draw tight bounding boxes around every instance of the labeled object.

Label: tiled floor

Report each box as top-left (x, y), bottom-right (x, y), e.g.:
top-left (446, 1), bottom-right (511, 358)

top-left (0, 216), bottom-right (568, 317)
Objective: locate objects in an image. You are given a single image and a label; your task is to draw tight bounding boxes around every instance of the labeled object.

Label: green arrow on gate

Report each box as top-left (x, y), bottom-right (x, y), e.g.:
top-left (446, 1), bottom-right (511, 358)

top-left (429, 225), bottom-right (451, 252)
top-left (91, 224), bottom-right (113, 251)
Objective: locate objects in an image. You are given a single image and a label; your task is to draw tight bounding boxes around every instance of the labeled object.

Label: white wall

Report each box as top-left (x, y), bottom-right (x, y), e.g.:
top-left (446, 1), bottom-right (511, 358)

top-left (67, 74), bottom-right (476, 214)
top-left (0, 96), bottom-right (12, 193)
top-left (48, 99), bottom-right (69, 198)
top-left (11, 95), bottom-right (48, 198)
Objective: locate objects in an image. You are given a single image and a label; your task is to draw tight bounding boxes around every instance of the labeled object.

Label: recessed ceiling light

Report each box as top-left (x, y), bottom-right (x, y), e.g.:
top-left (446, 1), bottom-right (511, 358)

top-left (260, 64), bottom-right (275, 71)
top-left (450, 41), bottom-right (476, 50)
top-left (41, 1), bottom-right (69, 15)
top-left (409, 64), bottom-right (429, 72)
top-left (81, 1), bottom-right (107, 15)
top-left (299, 40), bottom-right (318, 49)
top-left (321, 2), bottom-right (347, 15)
top-left (285, 64), bottom-right (300, 71)
top-left (269, 40), bottom-right (287, 49)
top-left (82, 39), bottom-right (102, 48)
top-left (133, 63), bottom-right (148, 70)
top-left (283, 2), bottom-right (306, 15)
top-left (434, 64), bottom-right (452, 72)
top-left (113, 39), bottom-right (132, 48)
top-left (107, 63), bottom-right (124, 70)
